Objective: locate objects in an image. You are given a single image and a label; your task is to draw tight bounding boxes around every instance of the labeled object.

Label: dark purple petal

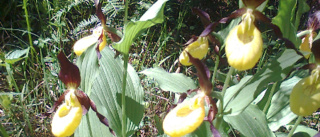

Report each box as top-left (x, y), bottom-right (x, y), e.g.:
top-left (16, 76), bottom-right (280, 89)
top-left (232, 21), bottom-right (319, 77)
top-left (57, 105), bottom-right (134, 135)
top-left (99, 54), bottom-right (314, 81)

top-left (75, 90), bottom-right (91, 115)
top-left (95, 0), bottom-right (106, 25)
top-left (219, 8), bottom-right (246, 24)
top-left (242, 0), bottom-right (266, 9)
top-left (200, 8), bottom-right (246, 37)
top-left (90, 99), bottom-right (115, 136)
top-left (177, 93), bottom-right (187, 104)
top-left (205, 96), bottom-right (218, 122)
top-left (187, 52), bottom-right (212, 95)
top-left (312, 39), bottom-right (320, 64)
top-left (107, 31), bottom-right (121, 42)
top-left (200, 23), bottom-right (218, 37)
top-left (192, 8), bottom-right (211, 27)
top-left (58, 52), bottom-right (81, 89)
top-left (210, 122), bottom-right (221, 137)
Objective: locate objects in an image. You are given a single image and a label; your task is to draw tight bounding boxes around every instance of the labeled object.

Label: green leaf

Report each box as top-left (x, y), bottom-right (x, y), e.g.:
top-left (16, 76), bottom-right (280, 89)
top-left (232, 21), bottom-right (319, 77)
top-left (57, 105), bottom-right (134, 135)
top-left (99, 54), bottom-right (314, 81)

top-left (76, 45), bottom-right (100, 96)
top-left (294, 0), bottom-right (310, 30)
top-left (239, 0), bottom-right (269, 12)
top-left (286, 125), bottom-right (318, 137)
top-left (90, 47), bottom-right (144, 137)
top-left (5, 48), bottom-right (29, 64)
top-left (224, 49), bottom-right (302, 116)
top-left (186, 122), bottom-right (212, 137)
top-left (272, 0), bottom-right (301, 47)
top-left (75, 111), bottom-right (113, 137)
top-left (267, 76), bottom-right (300, 131)
top-left (140, 67), bottom-right (197, 93)
top-left (224, 104), bottom-right (275, 137)
top-left (113, 0), bottom-right (168, 54)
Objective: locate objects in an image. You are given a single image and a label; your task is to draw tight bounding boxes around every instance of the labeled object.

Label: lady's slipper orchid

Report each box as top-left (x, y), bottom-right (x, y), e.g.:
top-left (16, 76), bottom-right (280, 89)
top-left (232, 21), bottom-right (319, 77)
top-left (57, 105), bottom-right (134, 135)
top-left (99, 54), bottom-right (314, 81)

top-left (290, 67), bottom-right (320, 116)
top-left (225, 9), bottom-right (263, 71)
top-left (47, 52), bottom-right (114, 137)
top-left (51, 89), bottom-right (83, 137)
top-left (73, 26), bottom-right (107, 56)
top-left (163, 53), bottom-right (219, 137)
top-left (179, 37), bottom-right (209, 66)
top-left (163, 93), bottom-right (205, 137)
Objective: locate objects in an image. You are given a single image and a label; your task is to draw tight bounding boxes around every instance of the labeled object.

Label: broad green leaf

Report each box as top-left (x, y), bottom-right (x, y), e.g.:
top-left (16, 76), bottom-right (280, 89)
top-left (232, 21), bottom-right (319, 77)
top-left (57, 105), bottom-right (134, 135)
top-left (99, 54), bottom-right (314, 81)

top-left (186, 122), bottom-right (213, 137)
top-left (218, 18), bottom-right (241, 43)
top-left (272, 0), bottom-right (301, 47)
top-left (5, 48), bottom-right (29, 64)
top-left (90, 47), bottom-right (144, 137)
top-left (224, 104), bottom-right (275, 137)
top-left (267, 76), bottom-right (300, 131)
top-left (75, 110), bottom-right (113, 137)
top-left (140, 67), bottom-right (197, 93)
top-left (224, 49), bottom-right (302, 116)
top-left (159, 122), bottom-right (213, 137)
top-left (286, 125), bottom-right (318, 137)
top-left (76, 45), bottom-right (100, 96)
top-left (294, 0), bottom-right (310, 30)
top-left (113, 0), bottom-right (167, 54)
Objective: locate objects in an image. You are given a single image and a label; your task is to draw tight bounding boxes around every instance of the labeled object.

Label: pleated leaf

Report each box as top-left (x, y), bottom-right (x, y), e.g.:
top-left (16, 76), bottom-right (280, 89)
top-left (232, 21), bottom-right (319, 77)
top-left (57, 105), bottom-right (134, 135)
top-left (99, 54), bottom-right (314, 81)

top-left (223, 49), bottom-right (302, 116)
top-left (224, 104), bottom-right (275, 137)
top-left (90, 47), bottom-right (144, 137)
top-left (267, 76), bottom-right (301, 131)
top-left (140, 67), bottom-right (197, 93)
top-left (76, 45), bottom-right (100, 96)
top-left (113, 0), bottom-right (167, 54)
top-left (272, 0), bottom-right (301, 47)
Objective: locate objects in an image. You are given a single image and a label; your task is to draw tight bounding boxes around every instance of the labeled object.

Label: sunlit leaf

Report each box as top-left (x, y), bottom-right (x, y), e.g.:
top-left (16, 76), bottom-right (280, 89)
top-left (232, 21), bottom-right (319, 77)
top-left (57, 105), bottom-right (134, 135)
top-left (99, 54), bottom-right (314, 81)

top-left (112, 0), bottom-right (168, 54)
top-left (224, 49), bottom-right (302, 116)
top-left (140, 67), bottom-right (197, 93)
top-left (76, 45), bottom-right (100, 96)
top-left (224, 104), bottom-right (275, 137)
top-left (272, 0), bottom-right (301, 47)
top-left (5, 48), bottom-right (29, 64)
top-left (294, 0), bottom-right (310, 30)
top-left (285, 125), bottom-right (318, 137)
top-left (267, 76), bottom-right (300, 131)
top-left (90, 47), bottom-right (144, 136)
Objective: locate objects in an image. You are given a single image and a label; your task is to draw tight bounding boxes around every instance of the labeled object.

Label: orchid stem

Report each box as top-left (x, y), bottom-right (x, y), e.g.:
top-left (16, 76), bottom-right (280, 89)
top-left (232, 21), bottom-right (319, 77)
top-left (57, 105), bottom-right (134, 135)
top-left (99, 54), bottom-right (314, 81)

top-left (121, 54), bottom-right (129, 137)
top-left (263, 82), bottom-right (279, 114)
top-left (211, 55), bottom-right (220, 87)
top-left (121, 0), bottom-right (130, 136)
top-left (287, 116), bottom-right (303, 137)
top-left (215, 67), bottom-right (234, 130)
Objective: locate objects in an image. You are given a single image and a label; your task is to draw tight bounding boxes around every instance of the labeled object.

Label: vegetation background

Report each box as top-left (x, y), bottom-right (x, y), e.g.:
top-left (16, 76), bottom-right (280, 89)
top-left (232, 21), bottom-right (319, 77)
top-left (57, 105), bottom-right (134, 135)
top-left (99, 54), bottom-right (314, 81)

top-left (0, 0), bottom-right (320, 136)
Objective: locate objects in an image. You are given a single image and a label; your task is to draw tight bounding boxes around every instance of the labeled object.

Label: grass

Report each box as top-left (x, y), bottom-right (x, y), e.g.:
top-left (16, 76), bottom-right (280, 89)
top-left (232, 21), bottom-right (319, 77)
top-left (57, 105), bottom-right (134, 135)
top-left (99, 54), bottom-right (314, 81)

top-left (1, 0), bottom-right (320, 136)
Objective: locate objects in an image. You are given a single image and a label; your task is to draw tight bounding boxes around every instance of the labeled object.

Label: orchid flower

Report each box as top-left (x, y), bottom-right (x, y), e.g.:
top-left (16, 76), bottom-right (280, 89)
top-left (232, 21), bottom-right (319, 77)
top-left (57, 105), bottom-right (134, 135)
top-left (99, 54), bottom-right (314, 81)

top-left (163, 52), bottom-right (218, 137)
top-left (46, 52), bottom-right (114, 137)
top-left (179, 36), bottom-right (209, 66)
top-left (225, 9), bottom-right (263, 71)
top-left (290, 67), bottom-right (320, 116)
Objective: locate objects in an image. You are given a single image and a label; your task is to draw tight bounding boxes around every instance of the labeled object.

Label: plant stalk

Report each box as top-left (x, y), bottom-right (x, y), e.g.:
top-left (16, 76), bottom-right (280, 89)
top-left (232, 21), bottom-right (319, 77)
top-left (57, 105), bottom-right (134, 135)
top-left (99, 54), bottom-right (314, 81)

top-left (211, 55), bottom-right (220, 87)
top-left (121, 54), bottom-right (129, 137)
top-left (215, 67), bottom-right (235, 130)
top-left (263, 82), bottom-right (279, 113)
top-left (287, 116), bottom-right (303, 137)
